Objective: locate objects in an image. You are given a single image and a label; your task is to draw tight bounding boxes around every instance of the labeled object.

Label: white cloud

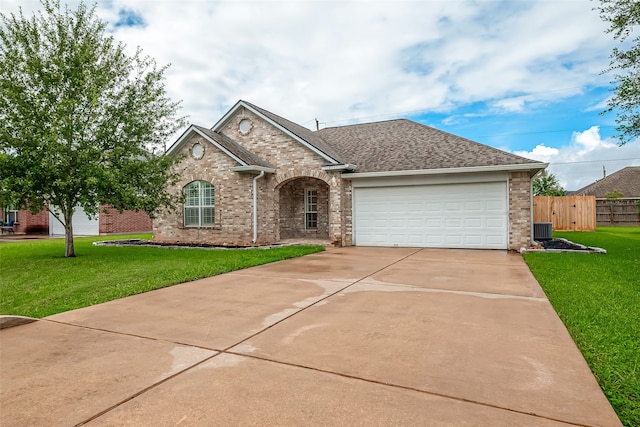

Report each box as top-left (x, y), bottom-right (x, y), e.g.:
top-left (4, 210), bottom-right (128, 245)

top-left (3, 0), bottom-right (630, 191)
top-left (2, 0), bottom-right (604, 128)
top-left (515, 126), bottom-right (640, 190)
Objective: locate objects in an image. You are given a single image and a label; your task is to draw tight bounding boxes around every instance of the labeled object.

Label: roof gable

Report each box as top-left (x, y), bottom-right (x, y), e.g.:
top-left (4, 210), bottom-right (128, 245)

top-left (212, 100), bottom-right (343, 165)
top-left (167, 125), bottom-right (274, 169)
top-left (573, 166), bottom-right (640, 197)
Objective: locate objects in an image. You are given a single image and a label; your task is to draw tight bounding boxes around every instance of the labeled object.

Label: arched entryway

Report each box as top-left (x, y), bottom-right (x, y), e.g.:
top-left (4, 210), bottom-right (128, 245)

top-left (277, 177), bottom-right (329, 240)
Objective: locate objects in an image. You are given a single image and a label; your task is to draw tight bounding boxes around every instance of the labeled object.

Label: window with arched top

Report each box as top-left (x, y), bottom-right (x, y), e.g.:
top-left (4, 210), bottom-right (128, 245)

top-left (183, 181), bottom-right (214, 226)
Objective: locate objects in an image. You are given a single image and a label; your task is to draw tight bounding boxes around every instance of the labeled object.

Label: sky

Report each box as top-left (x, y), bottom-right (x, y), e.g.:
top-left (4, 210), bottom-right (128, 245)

top-left (3, 0), bottom-right (640, 191)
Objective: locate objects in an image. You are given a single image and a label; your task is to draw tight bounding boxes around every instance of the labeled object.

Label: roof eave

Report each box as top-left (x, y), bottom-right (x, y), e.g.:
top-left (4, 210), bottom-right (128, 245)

top-left (230, 165), bottom-right (277, 174)
top-left (165, 124), bottom-right (197, 155)
top-left (322, 163), bottom-right (358, 171)
top-left (165, 125), bottom-right (250, 167)
top-left (343, 163), bottom-right (548, 179)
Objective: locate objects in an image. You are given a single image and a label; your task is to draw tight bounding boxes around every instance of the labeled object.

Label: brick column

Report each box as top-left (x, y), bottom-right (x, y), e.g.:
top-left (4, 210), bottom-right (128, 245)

top-left (509, 172), bottom-right (532, 250)
top-left (328, 173), bottom-right (343, 246)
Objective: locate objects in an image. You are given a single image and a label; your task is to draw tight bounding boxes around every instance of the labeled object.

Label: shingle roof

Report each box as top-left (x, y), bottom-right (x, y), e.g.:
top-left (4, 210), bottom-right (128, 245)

top-left (316, 119), bottom-right (541, 173)
top-left (573, 166), bottom-right (640, 198)
top-left (194, 126), bottom-right (274, 168)
top-left (241, 100), bottom-right (345, 164)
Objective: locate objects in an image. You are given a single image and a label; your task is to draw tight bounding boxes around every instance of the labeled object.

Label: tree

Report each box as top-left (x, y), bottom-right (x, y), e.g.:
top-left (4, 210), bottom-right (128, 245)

top-left (0, 0), bottom-right (186, 257)
top-left (604, 189), bottom-right (624, 199)
top-left (532, 171), bottom-right (566, 196)
top-left (598, 0), bottom-right (640, 145)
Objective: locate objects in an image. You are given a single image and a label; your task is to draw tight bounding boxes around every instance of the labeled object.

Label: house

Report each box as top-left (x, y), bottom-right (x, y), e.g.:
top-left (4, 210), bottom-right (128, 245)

top-left (0, 206), bottom-right (152, 236)
top-left (572, 166), bottom-right (640, 226)
top-left (155, 100), bottom-right (546, 250)
top-left (572, 166), bottom-right (640, 198)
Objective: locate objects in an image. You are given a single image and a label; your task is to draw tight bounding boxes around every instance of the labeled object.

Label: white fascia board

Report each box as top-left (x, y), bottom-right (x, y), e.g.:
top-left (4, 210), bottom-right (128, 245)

top-left (190, 127), bottom-right (248, 166)
top-left (166, 125), bottom-right (197, 155)
top-left (169, 126), bottom-right (248, 166)
top-left (213, 100), bottom-right (340, 165)
top-left (230, 166), bottom-right (276, 173)
top-left (211, 100), bottom-right (244, 131)
top-left (321, 164), bottom-right (358, 171)
top-left (344, 163), bottom-right (548, 179)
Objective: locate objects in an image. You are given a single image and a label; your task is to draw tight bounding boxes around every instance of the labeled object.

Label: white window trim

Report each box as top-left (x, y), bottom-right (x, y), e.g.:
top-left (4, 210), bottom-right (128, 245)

top-left (4, 206), bottom-right (18, 223)
top-left (304, 188), bottom-right (318, 230)
top-left (184, 181), bottom-right (215, 227)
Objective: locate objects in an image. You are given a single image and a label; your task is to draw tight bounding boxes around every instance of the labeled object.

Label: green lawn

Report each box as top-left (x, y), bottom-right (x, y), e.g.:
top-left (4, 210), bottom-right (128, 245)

top-left (523, 227), bottom-right (639, 426)
top-left (0, 234), bottom-right (324, 318)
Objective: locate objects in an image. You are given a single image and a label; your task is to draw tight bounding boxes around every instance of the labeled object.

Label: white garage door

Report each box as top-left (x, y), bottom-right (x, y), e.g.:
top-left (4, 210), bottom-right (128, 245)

top-left (354, 181), bottom-right (507, 249)
top-left (49, 207), bottom-right (99, 236)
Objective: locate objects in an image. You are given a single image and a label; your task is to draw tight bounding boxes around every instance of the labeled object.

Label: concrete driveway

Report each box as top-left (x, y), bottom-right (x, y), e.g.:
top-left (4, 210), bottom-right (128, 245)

top-left (0, 247), bottom-right (621, 426)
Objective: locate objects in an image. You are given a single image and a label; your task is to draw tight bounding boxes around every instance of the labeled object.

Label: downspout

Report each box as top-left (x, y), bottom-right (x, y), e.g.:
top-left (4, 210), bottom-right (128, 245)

top-left (252, 171), bottom-right (265, 243)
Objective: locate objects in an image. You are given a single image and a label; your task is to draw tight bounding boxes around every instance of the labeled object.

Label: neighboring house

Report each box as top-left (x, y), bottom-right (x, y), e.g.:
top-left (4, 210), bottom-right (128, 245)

top-left (572, 166), bottom-right (640, 198)
top-left (0, 206), bottom-right (152, 235)
top-left (155, 100), bottom-right (546, 250)
top-left (572, 166), bottom-right (640, 226)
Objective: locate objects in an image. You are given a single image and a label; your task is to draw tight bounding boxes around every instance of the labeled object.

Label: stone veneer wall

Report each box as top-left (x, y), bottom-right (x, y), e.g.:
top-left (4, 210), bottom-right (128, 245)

top-left (508, 171), bottom-right (532, 250)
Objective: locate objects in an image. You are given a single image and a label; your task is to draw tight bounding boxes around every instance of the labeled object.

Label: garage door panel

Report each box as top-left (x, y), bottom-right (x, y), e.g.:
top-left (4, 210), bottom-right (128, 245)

top-left (354, 182), bottom-right (507, 249)
top-left (465, 235), bottom-right (482, 245)
top-left (465, 218), bottom-right (482, 228)
top-left (445, 218), bottom-right (461, 227)
top-left (465, 201), bottom-right (482, 211)
top-left (487, 218), bottom-right (506, 228)
top-left (486, 200), bottom-right (505, 211)
top-left (425, 219), bottom-right (442, 228)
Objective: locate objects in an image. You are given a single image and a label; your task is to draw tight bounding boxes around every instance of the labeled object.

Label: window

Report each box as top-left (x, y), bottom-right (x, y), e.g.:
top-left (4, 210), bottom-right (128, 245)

top-left (4, 206), bottom-right (18, 223)
top-left (305, 188), bottom-right (318, 229)
top-left (184, 181), bottom-right (214, 227)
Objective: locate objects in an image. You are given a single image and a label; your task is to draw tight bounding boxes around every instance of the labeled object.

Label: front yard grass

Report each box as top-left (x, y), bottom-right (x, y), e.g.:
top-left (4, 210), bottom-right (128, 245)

top-left (0, 234), bottom-right (324, 318)
top-left (523, 227), bottom-right (639, 426)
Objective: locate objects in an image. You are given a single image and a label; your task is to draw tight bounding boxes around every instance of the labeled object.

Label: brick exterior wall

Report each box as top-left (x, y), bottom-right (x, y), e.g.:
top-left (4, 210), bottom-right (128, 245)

top-left (221, 108), bottom-right (327, 171)
top-left (508, 171), bottom-right (533, 250)
top-left (99, 206), bottom-right (153, 234)
top-left (4, 209), bottom-right (49, 234)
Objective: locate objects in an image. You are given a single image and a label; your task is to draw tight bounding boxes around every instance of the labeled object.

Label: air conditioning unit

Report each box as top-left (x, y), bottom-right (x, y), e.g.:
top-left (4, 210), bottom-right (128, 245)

top-left (533, 222), bottom-right (553, 241)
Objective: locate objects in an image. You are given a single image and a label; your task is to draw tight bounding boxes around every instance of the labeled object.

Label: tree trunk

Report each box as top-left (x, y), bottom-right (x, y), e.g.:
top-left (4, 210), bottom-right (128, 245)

top-left (64, 210), bottom-right (75, 258)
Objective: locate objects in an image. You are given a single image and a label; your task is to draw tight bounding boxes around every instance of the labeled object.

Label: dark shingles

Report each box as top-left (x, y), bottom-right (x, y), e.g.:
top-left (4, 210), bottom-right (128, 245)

top-left (317, 119), bottom-right (541, 173)
top-left (194, 126), bottom-right (274, 168)
top-left (573, 166), bottom-right (640, 197)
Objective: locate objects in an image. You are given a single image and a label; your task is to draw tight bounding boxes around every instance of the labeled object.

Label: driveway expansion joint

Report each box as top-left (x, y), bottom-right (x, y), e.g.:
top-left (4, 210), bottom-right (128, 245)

top-left (222, 350), bottom-right (594, 427)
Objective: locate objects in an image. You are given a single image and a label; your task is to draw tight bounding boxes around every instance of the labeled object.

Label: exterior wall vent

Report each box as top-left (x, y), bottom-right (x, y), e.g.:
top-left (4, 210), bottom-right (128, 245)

top-left (533, 222), bottom-right (553, 241)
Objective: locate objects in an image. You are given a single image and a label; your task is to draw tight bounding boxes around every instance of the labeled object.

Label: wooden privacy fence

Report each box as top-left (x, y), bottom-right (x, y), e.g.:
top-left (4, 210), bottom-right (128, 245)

top-left (596, 199), bottom-right (640, 226)
top-left (533, 196), bottom-right (596, 231)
